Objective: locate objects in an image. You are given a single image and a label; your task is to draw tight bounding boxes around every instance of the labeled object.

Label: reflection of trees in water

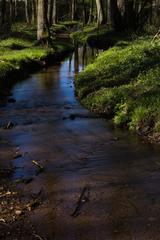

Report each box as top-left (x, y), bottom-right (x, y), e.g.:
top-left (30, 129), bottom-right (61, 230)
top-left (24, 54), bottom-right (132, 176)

top-left (0, 47), bottom-right (103, 98)
top-left (0, 73), bottom-right (29, 98)
top-left (73, 44), bottom-right (103, 73)
top-left (39, 64), bottom-right (61, 91)
top-left (74, 45), bottom-right (79, 74)
top-left (69, 54), bottom-right (73, 73)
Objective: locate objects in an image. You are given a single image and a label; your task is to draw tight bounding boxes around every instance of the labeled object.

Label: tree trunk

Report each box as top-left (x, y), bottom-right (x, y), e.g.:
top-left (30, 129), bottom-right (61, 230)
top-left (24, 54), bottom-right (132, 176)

top-left (14, 0), bottom-right (18, 20)
top-left (88, 0), bottom-right (94, 24)
top-left (107, 0), bottom-right (112, 26)
top-left (47, 0), bottom-right (53, 25)
top-left (25, 0), bottom-right (30, 23)
top-left (10, 0), bottom-right (14, 22)
top-left (31, 0), bottom-right (37, 23)
top-left (96, 0), bottom-right (105, 25)
top-left (71, 0), bottom-right (76, 21)
top-left (37, 0), bottom-right (45, 40)
top-left (110, 0), bottom-right (122, 30)
top-left (82, 0), bottom-right (87, 26)
top-left (52, 0), bottom-right (57, 24)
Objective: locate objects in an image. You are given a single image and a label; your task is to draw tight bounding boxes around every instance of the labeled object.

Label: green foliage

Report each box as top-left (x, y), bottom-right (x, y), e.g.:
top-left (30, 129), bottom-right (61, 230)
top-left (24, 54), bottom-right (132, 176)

top-left (0, 24), bottom-right (73, 82)
top-left (76, 38), bottom-right (160, 137)
top-left (11, 23), bottom-right (37, 41)
top-left (51, 24), bottom-right (68, 34)
top-left (70, 25), bottom-right (97, 44)
top-left (129, 106), bottom-right (153, 132)
top-left (77, 39), bottom-right (160, 99)
top-left (51, 21), bottom-right (81, 34)
top-left (0, 38), bottom-right (33, 50)
top-left (71, 25), bottom-right (127, 48)
top-left (60, 21), bottom-right (80, 28)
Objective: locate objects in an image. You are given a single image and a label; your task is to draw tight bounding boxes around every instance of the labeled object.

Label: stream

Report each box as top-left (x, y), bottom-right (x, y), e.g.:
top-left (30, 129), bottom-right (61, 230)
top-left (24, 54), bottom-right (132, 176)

top-left (1, 46), bottom-right (160, 240)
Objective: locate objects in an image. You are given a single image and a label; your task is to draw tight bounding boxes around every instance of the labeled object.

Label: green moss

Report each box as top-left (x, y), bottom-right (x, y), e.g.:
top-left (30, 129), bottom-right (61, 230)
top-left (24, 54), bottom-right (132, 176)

top-left (71, 25), bottom-right (126, 48)
top-left (0, 38), bottom-right (33, 49)
top-left (76, 38), bottom-right (160, 137)
top-left (60, 21), bottom-right (80, 28)
top-left (51, 24), bottom-right (67, 34)
top-left (11, 23), bottom-right (37, 41)
top-left (0, 24), bottom-right (73, 82)
top-left (77, 39), bottom-right (160, 99)
top-left (51, 21), bottom-right (81, 34)
top-left (70, 25), bottom-right (97, 44)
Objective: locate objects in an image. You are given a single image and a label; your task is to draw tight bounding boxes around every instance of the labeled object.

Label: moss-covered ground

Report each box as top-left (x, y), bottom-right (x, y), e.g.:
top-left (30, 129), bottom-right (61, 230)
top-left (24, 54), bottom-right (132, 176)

top-left (70, 24), bottom-right (127, 48)
top-left (0, 23), bottom-right (73, 82)
top-left (76, 37), bottom-right (160, 141)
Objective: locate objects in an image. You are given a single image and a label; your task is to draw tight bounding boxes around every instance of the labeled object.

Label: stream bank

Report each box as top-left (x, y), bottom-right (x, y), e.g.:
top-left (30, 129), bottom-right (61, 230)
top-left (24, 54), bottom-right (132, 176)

top-left (0, 23), bottom-right (74, 97)
top-left (76, 38), bottom-right (160, 143)
top-left (1, 46), bottom-right (160, 239)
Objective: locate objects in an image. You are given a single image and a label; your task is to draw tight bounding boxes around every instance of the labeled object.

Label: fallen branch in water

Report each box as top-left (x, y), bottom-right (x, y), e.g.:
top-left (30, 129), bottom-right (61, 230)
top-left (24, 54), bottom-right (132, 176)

top-left (3, 121), bottom-right (15, 129)
top-left (71, 185), bottom-right (90, 217)
top-left (32, 160), bottom-right (44, 175)
top-left (33, 233), bottom-right (45, 240)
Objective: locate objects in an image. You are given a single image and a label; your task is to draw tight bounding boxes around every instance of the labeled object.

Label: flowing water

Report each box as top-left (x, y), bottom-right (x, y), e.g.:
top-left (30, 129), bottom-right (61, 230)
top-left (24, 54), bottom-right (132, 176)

top-left (1, 46), bottom-right (160, 240)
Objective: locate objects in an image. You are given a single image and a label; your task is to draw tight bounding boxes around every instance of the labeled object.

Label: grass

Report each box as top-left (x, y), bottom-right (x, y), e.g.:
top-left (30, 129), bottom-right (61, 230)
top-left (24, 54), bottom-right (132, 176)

top-left (50, 21), bottom-right (81, 34)
top-left (0, 23), bottom-right (73, 82)
top-left (76, 37), bottom-right (160, 140)
top-left (70, 24), bottom-right (127, 48)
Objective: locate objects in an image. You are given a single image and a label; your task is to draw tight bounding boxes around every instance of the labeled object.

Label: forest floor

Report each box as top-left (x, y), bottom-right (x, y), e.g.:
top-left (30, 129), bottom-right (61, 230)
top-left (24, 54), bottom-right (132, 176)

top-left (73, 27), bottom-right (160, 142)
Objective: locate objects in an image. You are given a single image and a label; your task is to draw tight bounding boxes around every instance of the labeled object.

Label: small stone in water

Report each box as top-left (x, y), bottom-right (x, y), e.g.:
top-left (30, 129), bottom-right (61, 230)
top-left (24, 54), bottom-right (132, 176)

top-left (15, 210), bottom-right (22, 216)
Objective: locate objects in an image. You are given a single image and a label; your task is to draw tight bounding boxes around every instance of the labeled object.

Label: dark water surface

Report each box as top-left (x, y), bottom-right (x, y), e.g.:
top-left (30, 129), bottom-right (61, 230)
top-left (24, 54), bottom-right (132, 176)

top-left (1, 46), bottom-right (160, 240)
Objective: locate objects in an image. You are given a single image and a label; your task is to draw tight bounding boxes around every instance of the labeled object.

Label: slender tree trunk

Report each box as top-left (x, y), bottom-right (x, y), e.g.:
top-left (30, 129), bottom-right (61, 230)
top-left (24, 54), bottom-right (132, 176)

top-left (96, 0), bottom-right (105, 25)
top-left (82, 0), bottom-right (87, 26)
top-left (15, 0), bottom-right (18, 20)
top-left (25, 0), bottom-right (30, 23)
top-left (37, 0), bottom-right (45, 40)
top-left (74, 46), bottom-right (79, 74)
top-left (107, 0), bottom-right (112, 26)
top-left (110, 0), bottom-right (122, 30)
top-left (44, 0), bottom-right (52, 41)
top-left (47, 0), bottom-right (52, 25)
top-left (10, 0), bottom-right (14, 22)
top-left (88, 0), bottom-right (94, 24)
top-left (31, 0), bottom-right (37, 23)
top-left (71, 0), bottom-right (76, 21)
top-left (52, 0), bottom-right (57, 24)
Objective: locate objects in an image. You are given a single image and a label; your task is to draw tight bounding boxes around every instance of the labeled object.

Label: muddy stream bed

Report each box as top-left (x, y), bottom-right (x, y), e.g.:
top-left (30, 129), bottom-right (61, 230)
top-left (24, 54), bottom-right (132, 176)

top-left (1, 46), bottom-right (160, 240)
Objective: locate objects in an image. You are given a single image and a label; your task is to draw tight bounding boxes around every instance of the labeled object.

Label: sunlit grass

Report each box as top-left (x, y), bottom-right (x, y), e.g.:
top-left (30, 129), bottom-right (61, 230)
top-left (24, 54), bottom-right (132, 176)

top-left (0, 23), bottom-right (73, 82)
top-left (76, 38), bottom-right (160, 137)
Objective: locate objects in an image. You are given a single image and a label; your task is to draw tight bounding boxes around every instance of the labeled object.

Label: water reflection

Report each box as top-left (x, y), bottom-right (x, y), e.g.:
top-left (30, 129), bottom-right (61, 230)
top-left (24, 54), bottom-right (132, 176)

top-left (0, 45), bottom-right (102, 103)
top-left (39, 64), bottom-right (61, 91)
top-left (73, 44), bottom-right (103, 73)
